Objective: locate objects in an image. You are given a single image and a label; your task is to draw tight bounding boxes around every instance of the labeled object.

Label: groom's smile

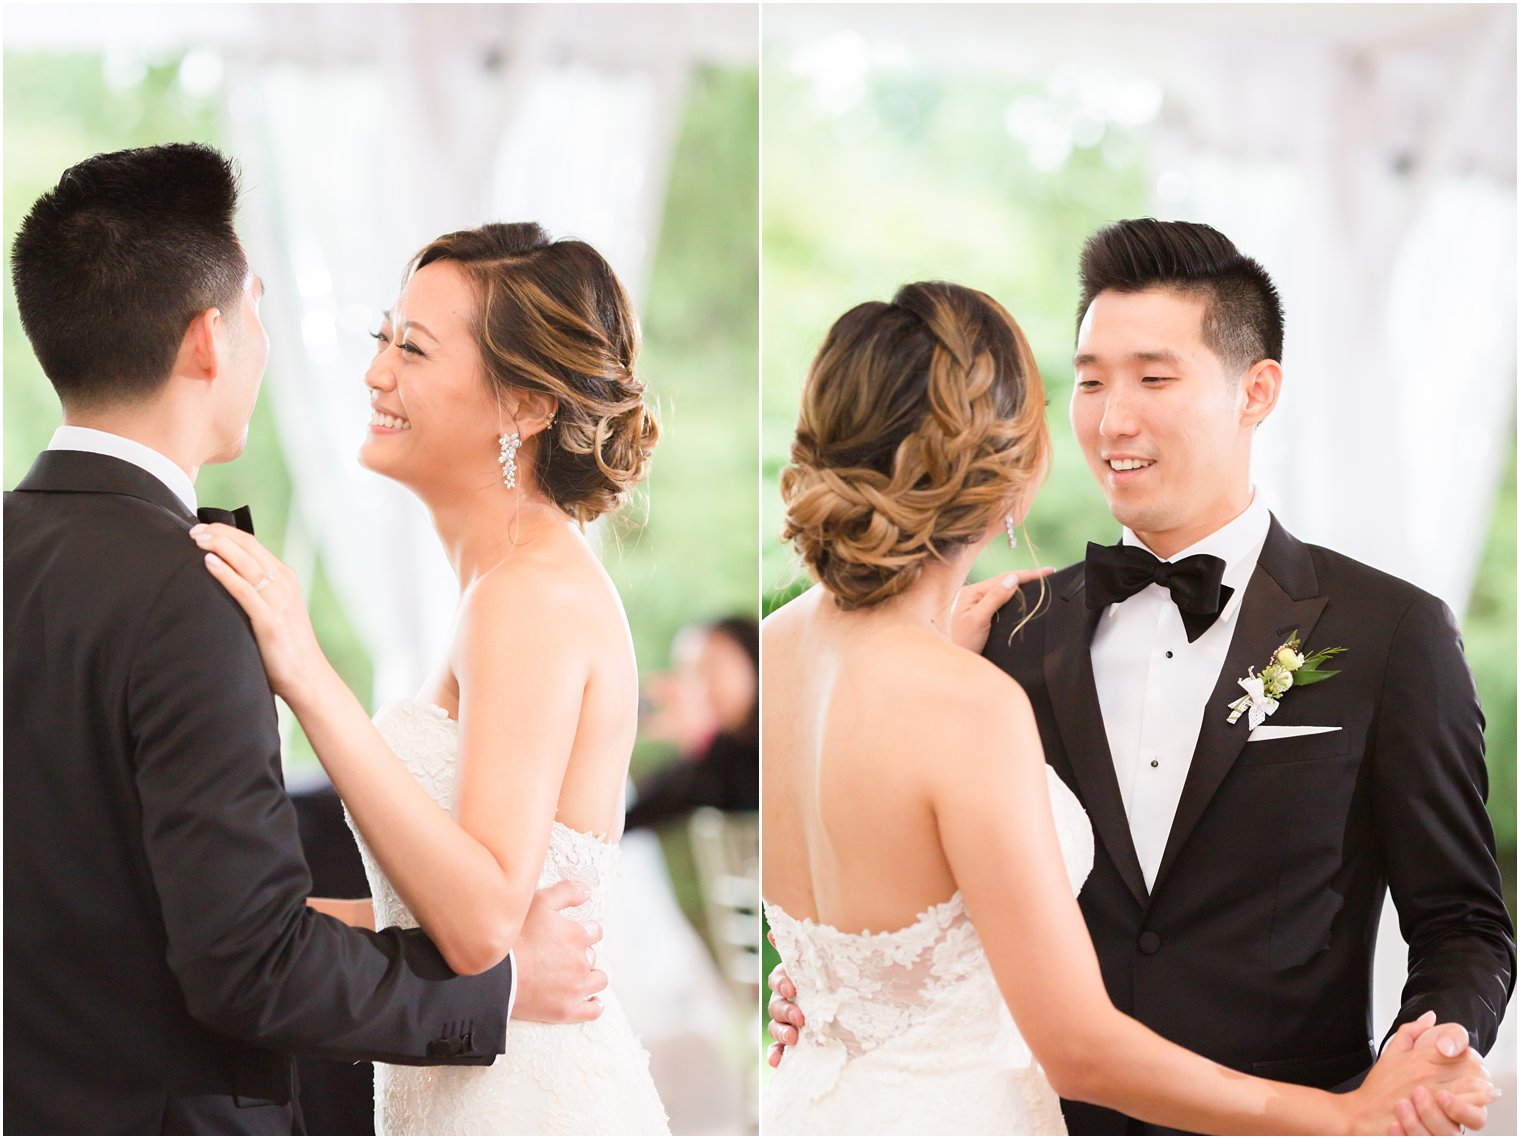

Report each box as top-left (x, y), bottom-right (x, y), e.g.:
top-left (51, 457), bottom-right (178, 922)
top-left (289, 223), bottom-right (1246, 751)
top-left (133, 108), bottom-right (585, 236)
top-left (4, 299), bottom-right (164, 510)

top-left (1102, 454), bottom-right (1158, 482)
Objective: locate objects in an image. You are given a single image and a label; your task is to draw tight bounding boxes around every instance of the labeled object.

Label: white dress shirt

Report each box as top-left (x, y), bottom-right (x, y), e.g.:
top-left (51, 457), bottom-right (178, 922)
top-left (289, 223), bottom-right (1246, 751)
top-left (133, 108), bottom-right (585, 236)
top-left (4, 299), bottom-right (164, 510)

top-left (1090, 491), bottom-right (1271, 892)
top-left (47, 425), bottom-right (198, 514)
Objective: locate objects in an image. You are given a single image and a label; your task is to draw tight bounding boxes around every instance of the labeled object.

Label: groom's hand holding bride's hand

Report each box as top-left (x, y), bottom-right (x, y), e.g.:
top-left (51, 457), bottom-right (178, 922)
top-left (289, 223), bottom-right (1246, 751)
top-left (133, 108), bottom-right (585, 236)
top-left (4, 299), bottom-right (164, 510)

top-left (512, 880), bottom-right (609, 1024)
top-left (1353, 1011), bottom-right (1495, 1136)
top-left (952, 568), bottom-right (1054, 654)
top-left (1383, 1014), bottom-right (1493, 1136)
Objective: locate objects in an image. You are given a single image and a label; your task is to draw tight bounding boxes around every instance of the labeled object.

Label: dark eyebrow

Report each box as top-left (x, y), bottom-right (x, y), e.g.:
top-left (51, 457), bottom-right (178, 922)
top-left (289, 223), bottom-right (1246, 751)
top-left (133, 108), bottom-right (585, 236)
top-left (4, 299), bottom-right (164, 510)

top-left (1073, 349), bottom-right (1184, 368)
top-left (403, 320), bottom-right (438, 343)
top-left (1133, 349), bottom-right (1184, 367)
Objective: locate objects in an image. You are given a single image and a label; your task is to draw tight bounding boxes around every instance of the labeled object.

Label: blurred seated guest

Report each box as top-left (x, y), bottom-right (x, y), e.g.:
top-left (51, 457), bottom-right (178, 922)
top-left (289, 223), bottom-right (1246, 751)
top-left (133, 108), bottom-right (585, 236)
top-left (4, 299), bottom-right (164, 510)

top-left (615, 617), bottom-right (759, 1130)
top-left (626, 616), bottom-right (758, 831)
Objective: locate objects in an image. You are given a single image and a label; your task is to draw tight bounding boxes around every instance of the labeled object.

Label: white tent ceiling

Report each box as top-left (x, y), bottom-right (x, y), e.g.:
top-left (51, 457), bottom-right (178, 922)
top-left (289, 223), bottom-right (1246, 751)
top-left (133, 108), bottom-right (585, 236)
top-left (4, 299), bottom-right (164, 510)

top-left (4, 3), bottom-right (758, 69)
top-left (765, 3), bottom-right (1515, 182)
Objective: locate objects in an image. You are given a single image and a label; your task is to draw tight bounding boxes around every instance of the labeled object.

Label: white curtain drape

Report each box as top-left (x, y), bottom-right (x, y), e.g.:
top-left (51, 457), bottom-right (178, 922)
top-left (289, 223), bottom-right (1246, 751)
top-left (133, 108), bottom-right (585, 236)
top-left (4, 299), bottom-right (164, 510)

top-left (1148, 7), bottom-right (1517, 613)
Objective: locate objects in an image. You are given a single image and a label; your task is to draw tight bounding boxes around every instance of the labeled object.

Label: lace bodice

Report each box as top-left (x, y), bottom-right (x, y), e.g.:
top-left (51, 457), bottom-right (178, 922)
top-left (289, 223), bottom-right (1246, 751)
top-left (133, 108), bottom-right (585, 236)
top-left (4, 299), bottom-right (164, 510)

top-left (762, 765), bottom-right (1094, 1134)
top-left (351, 699), bottom-right (621, 933)
top-left (343, 698), bottom-right (667, 1135)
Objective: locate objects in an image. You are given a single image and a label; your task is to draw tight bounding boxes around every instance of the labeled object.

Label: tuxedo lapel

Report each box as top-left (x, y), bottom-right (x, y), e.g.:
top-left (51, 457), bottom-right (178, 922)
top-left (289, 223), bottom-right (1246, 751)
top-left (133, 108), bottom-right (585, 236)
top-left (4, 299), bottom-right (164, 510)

top-left (1151, 516), bottom-right (1327, 894)
top-left (1045, 569), bottom-right (1150, 906)
top-left (13, 450), bottom-right (196, 525)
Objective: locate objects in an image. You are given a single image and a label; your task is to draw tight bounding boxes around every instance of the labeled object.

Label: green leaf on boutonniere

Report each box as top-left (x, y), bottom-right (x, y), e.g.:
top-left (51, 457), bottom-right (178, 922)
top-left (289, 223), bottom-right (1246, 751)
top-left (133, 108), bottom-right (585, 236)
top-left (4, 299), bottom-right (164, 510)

top-left (1292, 667), bottom-right (1341, 686)
top-left (1303, 646), bottom-right (1347, 669)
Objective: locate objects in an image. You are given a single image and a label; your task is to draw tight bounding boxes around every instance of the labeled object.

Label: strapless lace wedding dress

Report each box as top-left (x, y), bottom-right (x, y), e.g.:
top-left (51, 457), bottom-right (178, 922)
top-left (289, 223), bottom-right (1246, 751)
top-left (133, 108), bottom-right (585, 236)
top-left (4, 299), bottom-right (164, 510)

top-left (763, 765), bottom-right (1095, 1135)
top-left (346, 699), bottom-right (670, 1135)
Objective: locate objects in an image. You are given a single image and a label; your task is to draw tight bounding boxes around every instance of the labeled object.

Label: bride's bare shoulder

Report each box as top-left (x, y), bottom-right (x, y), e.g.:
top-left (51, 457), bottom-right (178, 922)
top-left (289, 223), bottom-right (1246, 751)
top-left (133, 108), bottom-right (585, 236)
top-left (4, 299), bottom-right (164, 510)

top-left (874, 642), bottom-right (1045, 803)
top-left (912, 636), bottom-right (1034, 730)
top-left (460, 530), bottom-right (619, 648)
top-left (761, 585), bottom-right (823, 648)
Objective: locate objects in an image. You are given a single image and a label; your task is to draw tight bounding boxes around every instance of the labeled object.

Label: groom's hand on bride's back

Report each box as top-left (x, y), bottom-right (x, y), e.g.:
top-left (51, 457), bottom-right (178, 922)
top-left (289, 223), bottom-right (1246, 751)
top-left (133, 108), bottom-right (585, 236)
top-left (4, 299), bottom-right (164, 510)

top-left (767, 945), bottom-right (804, 1068)
top-left (511, 880), bottom-right (608, 1023)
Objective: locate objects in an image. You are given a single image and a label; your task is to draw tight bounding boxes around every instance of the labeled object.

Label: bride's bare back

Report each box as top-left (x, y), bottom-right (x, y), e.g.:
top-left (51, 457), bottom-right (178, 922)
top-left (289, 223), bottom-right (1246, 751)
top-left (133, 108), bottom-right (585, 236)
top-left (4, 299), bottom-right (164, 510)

top-left (762, 584), bottom-right (1023, 933)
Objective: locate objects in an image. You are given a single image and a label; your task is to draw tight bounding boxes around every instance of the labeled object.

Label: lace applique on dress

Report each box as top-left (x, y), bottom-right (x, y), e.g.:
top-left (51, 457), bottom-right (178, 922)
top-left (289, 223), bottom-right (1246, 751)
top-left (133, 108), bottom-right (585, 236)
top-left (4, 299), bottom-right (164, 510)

top-left (762, 766), bottom-right (1094, 1136)
top-left (344, 699), bottom-right (669, 1136)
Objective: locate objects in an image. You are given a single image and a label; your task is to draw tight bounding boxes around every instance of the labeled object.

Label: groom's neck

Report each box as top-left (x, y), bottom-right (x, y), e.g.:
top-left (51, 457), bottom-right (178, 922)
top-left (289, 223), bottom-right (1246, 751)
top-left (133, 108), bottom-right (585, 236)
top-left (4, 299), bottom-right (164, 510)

top-left (64, 398), bottom-right (208, 484)
top-left (1127, 488), bottom-right (1255, 560)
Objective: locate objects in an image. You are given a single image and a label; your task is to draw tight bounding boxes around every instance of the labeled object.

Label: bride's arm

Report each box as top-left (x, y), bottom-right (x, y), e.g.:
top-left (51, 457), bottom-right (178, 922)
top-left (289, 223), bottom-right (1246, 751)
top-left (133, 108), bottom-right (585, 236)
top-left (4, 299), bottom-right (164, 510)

top-left (194, 522), bottom-right (589, 977)
top-left (274, 566), bottom-right (587, 976)
top-left (929, 668), bottom-right (1491, 1136)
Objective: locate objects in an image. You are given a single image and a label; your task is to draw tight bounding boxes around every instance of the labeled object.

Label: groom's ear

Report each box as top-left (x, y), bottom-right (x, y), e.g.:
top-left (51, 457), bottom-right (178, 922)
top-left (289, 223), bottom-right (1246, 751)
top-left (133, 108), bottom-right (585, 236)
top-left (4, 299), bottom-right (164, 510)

top-left (172, 306), bottom-right (227, 385)
top-left (1239, 358), bottom-right (1283, 430)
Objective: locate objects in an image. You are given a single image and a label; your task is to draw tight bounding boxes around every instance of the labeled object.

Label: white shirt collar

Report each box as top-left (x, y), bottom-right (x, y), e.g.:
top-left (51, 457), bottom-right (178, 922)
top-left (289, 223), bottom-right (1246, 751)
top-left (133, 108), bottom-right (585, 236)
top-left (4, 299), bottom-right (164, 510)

top-left (1117, 489), bottom-right (1271, 620)
top-left (47, 425), bottom-right (198, 514)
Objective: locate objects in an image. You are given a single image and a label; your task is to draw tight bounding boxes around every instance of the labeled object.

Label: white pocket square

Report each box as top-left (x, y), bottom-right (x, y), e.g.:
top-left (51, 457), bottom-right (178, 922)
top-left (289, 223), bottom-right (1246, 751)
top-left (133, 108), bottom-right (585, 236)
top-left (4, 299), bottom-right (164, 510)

top-left (1247, 725), bottom-right (1342, 741)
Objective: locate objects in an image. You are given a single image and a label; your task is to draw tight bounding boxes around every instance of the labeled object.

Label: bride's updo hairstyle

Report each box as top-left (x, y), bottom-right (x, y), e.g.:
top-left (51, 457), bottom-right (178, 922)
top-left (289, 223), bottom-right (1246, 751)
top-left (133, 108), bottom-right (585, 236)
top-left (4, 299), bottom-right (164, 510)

top-left (780, 281), bottom-right (1048, 610)
top-left (408, 222), bottom-right (659, 523)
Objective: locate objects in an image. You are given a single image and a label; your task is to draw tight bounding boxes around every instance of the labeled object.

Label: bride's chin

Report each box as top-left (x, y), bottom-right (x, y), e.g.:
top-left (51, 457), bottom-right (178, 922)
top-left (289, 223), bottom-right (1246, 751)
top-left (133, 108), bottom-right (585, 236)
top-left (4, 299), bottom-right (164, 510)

top-left (357, 443), bottom-right (403, 482)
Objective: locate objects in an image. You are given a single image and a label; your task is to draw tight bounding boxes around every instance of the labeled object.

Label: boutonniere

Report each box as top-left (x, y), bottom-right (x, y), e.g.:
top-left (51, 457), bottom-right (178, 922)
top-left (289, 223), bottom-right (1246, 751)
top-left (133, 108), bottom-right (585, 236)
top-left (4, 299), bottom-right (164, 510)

top-left (1226, 630), bottom-right (1347, 729)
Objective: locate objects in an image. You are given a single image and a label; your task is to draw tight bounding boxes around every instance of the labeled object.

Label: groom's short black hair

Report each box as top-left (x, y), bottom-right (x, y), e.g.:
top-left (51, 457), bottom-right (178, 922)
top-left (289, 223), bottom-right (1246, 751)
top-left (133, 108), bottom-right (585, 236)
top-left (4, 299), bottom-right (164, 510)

top-left (11, 142), bottom-right (248, 408)
top-left (1076, 219), bottom-right (1284, 373)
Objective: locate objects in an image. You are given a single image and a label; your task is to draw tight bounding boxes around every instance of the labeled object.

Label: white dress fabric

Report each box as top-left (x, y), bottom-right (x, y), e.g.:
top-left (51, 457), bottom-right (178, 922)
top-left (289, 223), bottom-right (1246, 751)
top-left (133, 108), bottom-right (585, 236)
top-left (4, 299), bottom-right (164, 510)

top-left (762, 765), bottom-right (1095, 1135)
top-left (346, 699), bottom-right (670, 1136)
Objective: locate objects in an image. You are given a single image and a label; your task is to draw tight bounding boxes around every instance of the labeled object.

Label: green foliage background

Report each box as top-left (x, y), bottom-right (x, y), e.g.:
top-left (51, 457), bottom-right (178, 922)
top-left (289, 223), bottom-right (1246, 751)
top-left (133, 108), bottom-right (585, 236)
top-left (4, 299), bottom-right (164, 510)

top-left (759, 59), bottom-right (1517, 989)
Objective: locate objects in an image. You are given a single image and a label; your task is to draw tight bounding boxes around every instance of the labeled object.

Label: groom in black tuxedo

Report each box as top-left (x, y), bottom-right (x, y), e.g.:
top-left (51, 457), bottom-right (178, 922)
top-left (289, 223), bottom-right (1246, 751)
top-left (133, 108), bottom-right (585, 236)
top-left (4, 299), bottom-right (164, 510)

top-left (979, 219), bottom-right (1513, 1135)
top-left (765, 218), bottom-right (1512, 1134)
top-left (4, 144), bottom-right (606, 1135)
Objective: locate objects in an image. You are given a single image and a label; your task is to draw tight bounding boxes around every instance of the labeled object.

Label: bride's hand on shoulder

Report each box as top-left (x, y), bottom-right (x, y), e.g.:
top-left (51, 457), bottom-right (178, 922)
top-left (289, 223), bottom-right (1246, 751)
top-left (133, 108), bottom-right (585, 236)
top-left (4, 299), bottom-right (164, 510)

top-left (1346, 1012), bottom-right (1496, 1135)
top-left (191, 522), bottom-right (330, 700)
top-left (952, 567), bottom-right (1053, 654)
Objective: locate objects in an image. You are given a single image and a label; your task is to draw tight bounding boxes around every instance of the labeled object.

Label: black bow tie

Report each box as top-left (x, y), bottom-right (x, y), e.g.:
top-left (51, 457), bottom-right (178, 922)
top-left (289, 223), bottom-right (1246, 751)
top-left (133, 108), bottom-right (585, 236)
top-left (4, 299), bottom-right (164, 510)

top-left (196, 505), bottom-right (255, 535)
top-left (1084, 541), bottom-right (1233, 643)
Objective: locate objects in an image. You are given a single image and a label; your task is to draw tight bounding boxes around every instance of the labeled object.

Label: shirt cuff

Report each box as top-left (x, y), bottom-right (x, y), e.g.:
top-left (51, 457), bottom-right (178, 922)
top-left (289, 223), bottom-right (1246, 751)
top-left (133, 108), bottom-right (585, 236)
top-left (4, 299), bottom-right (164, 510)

top-left (505, 948), bottom-right (518, 1022)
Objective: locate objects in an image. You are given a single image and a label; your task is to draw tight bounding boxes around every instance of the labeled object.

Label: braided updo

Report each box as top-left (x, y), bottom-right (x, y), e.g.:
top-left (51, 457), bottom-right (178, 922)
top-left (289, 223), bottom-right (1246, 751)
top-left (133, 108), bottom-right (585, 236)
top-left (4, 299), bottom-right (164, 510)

top-left (408, 222), bottom-right (658, 524)
top-left (780, 281), bottom-right (1049, 610)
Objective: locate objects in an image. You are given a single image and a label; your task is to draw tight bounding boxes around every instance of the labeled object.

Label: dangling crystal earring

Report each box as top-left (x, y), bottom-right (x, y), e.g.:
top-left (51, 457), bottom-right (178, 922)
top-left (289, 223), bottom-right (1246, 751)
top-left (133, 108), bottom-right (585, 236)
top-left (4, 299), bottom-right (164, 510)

top-left (1005, 513), bottom-right (1018, 550)
top-left (497, 432), bottom-right (522, 489)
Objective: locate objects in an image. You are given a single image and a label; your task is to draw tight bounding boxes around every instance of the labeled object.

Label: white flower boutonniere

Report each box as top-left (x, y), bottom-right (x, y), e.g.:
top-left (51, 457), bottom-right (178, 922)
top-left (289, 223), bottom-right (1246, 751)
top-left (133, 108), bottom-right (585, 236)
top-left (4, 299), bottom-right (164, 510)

top-left (1226, 630), bottom-right (1347, 729)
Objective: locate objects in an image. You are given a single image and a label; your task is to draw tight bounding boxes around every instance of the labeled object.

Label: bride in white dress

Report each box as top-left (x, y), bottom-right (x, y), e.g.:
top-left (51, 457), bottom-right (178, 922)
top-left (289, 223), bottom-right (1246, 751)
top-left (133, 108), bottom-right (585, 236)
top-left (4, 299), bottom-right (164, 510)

top-left (760, 282), bottom-right (1493, 1135)
top-left (196, 222), bottom-right (668, 1135)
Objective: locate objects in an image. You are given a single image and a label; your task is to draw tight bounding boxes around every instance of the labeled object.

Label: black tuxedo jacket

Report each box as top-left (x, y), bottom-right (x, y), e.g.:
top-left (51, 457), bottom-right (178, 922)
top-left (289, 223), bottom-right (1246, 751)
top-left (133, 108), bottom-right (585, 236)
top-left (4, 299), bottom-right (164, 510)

top-left (984, 516), bottom-right (1514, 1136)
top-left (4, 450), bottom-right (514, 1136)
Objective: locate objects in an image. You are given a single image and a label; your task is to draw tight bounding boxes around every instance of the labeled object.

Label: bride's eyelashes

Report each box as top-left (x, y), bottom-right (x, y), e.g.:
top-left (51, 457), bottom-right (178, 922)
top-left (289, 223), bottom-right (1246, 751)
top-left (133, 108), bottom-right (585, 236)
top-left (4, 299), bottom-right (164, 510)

top-left (368, 329), bottom-right (426, 358)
